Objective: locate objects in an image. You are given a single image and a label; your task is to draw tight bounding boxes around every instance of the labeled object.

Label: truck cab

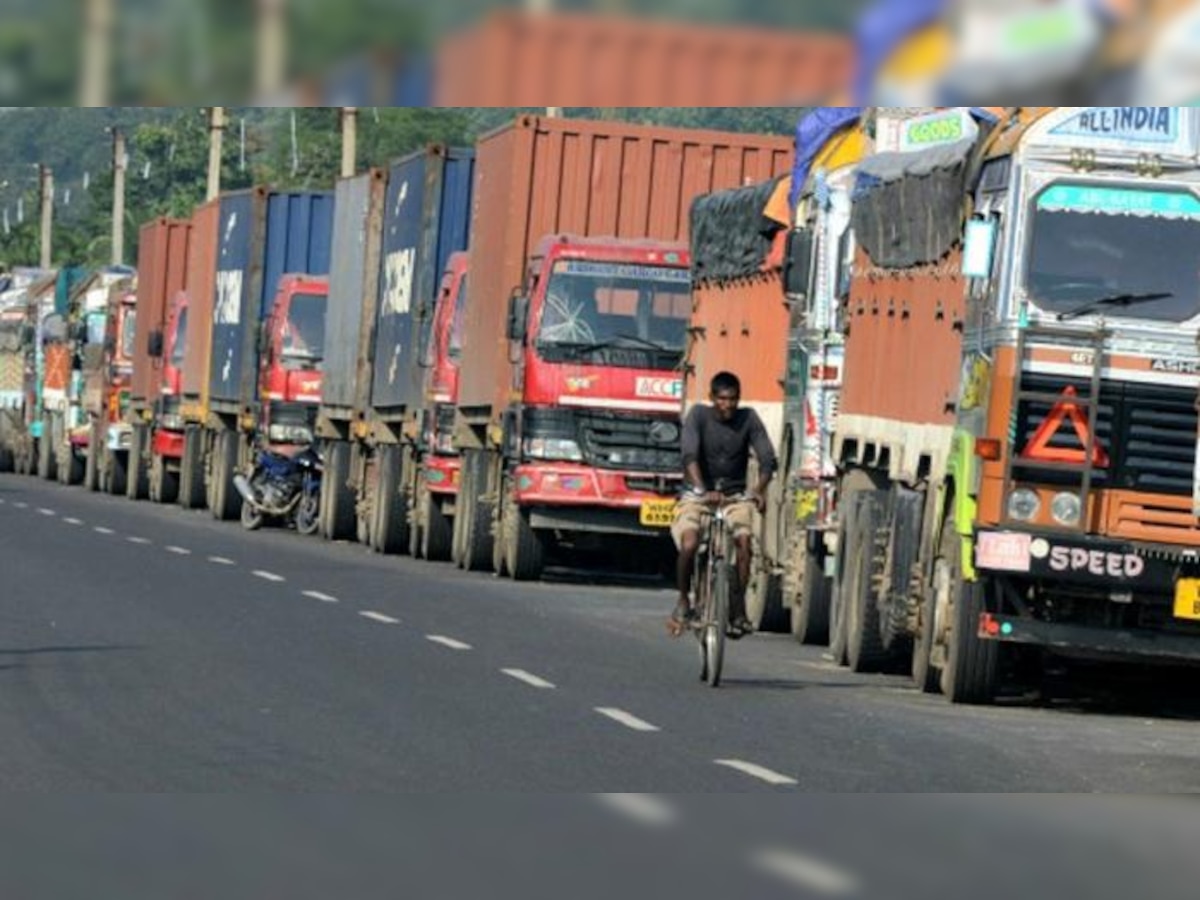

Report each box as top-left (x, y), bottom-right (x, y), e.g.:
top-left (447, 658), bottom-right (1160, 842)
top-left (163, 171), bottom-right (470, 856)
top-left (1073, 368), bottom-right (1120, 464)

top-left (257, 274), bottom-right (328, 450)
top-left (493, 236), bottom-right (691, 579)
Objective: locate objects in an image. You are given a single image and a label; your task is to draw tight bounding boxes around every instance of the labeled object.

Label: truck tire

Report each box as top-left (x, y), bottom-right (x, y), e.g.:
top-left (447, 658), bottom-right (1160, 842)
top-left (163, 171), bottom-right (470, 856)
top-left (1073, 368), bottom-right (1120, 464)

top-left (458, 451), bottom-right (494, 572)
top-left (150, 452), bottom-right (179, 505)
top-left (319, 440), bottom-right (356, 541)
top-left (18, 439), bottom-right (36, 477)
top-left (179, 427), bottom-right (206, 510)
top-left (502, 482), bottom-right (544, 581)
top-left (209, 430), bottom-right (241, 521)
top-left (0, 445), bottom-right (12, 473)
top-left (104, 448), bottom-right (127, 496)
top-left (846, 491), bottom-right (892, 673)
top-left (84, 436), bottom-right (100, 491)
top-left (750, 573), bottom-right (790, 634)
top-left (828, 498), bottom-right (856, 667)
top-left (37, 417), bottom-right (57, 481)
top-left (126, 425), bottom-right (149, 500)
top-left (62, 447), bottom-right (84, 486)
top-left (940, 517), bottom-right (1000, 705)
top-left (371, 445), bottom-right (411, 555)
top-left (791, 548), bottom-right (831, 646)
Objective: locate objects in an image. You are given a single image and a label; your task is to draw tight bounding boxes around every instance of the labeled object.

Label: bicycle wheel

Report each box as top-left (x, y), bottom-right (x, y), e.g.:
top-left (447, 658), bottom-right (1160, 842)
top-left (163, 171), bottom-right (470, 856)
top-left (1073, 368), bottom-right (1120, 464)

top-left (695, 553), bottom-right (710, 683)
top-left (705, 559), bottom-right (730, 688)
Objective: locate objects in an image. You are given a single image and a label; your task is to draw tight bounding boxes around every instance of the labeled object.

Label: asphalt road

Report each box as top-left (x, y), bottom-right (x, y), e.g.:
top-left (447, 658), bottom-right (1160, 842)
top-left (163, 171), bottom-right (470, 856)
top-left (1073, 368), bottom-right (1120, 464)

top-left (4, 472), bottom-right (1200, 796)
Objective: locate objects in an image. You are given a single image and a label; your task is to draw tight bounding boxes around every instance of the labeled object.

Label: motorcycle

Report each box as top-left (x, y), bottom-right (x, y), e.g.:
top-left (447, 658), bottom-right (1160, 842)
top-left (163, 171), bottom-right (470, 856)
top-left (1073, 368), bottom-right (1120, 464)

top-left (233, 442), bottom-right (323, 535)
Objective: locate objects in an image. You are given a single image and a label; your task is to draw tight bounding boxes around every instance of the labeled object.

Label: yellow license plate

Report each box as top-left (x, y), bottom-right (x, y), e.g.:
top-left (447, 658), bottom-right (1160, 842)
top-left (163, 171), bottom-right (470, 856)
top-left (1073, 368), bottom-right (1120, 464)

top-left (1174, 579), bottom-right (1200, 621)
top-left (639, 499), bottom-right (677, 528)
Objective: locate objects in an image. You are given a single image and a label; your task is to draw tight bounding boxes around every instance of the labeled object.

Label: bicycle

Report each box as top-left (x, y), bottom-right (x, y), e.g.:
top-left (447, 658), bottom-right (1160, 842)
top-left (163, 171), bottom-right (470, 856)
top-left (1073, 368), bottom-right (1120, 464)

top-left (690, 494), bottom-right (747, 689)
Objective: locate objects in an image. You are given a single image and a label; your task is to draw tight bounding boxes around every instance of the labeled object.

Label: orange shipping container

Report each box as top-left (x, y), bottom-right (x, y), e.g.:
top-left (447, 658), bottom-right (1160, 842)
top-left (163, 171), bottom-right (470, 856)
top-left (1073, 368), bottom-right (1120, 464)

top-left (434, 11), bottom-right (853, 107)
top-left (459, 115), bottom-right (794, 423)
top-left (132, 217), bottom-right (192, 410)
top-left (181, 200), bottom-right (219, 414)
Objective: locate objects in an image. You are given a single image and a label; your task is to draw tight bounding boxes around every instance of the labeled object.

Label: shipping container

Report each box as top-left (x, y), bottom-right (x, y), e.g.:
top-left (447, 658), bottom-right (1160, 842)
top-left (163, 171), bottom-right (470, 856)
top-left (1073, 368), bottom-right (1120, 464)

top-left (458, 115), bottom-right (794, 422)
top-left (131, 217), bottom-right (192, 410)
top-left (322, 169), bottom-right (386, 414)
top-left (207, 189), bottom-right (334, 408)
top-left (370, 146), bottom-right (474, 415)
top-left (434, 11), bottom-right (852, 107)
top-left (182, 199), bottom-right (220, 413)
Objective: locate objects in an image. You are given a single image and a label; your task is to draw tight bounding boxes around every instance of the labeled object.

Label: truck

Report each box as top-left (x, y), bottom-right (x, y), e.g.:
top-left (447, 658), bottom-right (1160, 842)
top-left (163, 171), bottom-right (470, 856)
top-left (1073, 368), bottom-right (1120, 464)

top-left (126, 217), bottom-right (192, 505)
top-left (178, 188), bottom-right (333, 521)
top-left (453, 115), bottom-right (794, 581)
top-left (3, 272), bottom-right (58, 477)
top-left (806, 105), bottom-right (1200, 704)
top-left (0, 270), bottom-right (52, 473)
top-left (80, 274), bottom-right (140, 495)
top-left (316, 148), bottom-right (474, 555)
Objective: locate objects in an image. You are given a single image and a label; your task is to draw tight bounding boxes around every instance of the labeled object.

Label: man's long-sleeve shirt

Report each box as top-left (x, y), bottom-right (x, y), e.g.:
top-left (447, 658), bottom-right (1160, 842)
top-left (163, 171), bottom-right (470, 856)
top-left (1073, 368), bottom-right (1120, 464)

top-left (680, 405), bottom-right (778, 495)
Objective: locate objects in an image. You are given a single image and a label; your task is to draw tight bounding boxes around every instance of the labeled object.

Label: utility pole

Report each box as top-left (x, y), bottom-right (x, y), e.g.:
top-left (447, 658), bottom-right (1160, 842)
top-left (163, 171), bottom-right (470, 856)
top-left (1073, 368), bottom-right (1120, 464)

top-left (524, 0), bottom-right (559, 116)
top-left (80, 0), bottom-right (114, 106)
top-left (39, 166), bottom-right (53, 269)
top-left (110, 129), bottom-right (127, 266)
top-left (207, 107), bottom-right (226, 202)
top-left (340, 107), bottom-right (358, 179)
top-left (256, 0), bottom-right (287, 101)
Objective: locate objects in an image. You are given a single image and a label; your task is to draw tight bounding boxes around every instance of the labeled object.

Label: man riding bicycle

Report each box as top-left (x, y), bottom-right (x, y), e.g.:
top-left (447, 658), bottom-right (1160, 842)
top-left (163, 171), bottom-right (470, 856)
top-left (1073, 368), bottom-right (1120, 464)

top-left (669, 371), bottom-right (777, 639)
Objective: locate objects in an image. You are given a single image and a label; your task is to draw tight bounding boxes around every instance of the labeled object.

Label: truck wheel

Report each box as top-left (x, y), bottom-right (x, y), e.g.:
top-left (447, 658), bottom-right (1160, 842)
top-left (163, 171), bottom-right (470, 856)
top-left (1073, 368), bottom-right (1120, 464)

top-left (179, 427), bottom-right (206, 510)
top-left (845, 491), bottom-right (891, 674)
top-left (408, 486), bottom-right (426, 559)
top-left (460, 451), bottom-right (494, 572)
top-left (84, 436), bottom-right (100, 491)
top-left (451, 474), bottom-right (468, 568)
top-left (371, 445), bottom-right (411, 555)
top-left (37, 417), bottom-right (57, 481)
top-left (504, 498), bottom-right (545, 582)
top-left (150, 452), bottom-right (179, 504)
top-left (0, 445), bottom-right (12, 473)
top-left (18, 439), bottom-right (36, 477)
top-left (828, 498), bottom-right (856, 667)
top-left (126, 425), bottom-right (149, 500)
top-left (750, 573), bottom-right (790, 634)
top-left (424, 495), bottom-right (453, 562)
top-left (105, 448), bottom-right (128, 496)
top-left (320, 441), bottom-right (356, 541)
top-left (791, 549), bottom-right (831, 646)
top-left (63, 448), bottom-right (84, 486)
top-left (940, 518), bottom-right (1000, 705)
top-left (209, 430), bottom-right (241, 521)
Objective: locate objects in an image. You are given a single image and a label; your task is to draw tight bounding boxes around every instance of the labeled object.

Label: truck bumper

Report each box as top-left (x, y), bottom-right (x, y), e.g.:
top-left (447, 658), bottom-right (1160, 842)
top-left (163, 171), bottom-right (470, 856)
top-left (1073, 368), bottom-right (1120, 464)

top-left (978, 613), bottom-right (1200, 663)
top-left (514, 462), bottom-right (681, 539)
top-left (424, 455), bottom-right (461, 496)
top-left (152, 429), bottom-right (185, 459)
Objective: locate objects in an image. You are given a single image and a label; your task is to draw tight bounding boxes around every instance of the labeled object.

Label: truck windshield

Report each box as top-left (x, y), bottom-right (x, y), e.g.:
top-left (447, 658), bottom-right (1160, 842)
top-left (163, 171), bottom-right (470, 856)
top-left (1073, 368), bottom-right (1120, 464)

top-left (170, 308), bottom-right (188, 368)
top-left (1025, 183), bottom-right (1200, 323)
top-left (536, 260), bottom-right (690, 353)
top-left (282, 292), bottom-right (327, 368)
top-left (448, 276), bottom-right (468, 362)
top-left (120, 308), bottom-right (137, 360)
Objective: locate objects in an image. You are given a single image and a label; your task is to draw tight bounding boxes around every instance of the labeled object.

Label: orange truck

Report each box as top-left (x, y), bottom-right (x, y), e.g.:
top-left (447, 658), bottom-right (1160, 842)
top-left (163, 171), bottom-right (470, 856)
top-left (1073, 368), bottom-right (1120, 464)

top-left (809, 105), bottom-right (1200, 704)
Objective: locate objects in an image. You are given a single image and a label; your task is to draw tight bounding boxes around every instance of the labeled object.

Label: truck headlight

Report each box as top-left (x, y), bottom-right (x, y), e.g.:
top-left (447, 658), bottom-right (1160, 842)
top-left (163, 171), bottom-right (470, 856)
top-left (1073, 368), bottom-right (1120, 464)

top-left (159, 414), bottom-right (185, 431)
top-left (1007, 488), bottom-right (1041, 522)
top-left (268, 423), bottom-right (313, 445)
top-left (524, 437), bottom-right (583, 463)
top-left (1051, 491), bottom-right (1082, 527)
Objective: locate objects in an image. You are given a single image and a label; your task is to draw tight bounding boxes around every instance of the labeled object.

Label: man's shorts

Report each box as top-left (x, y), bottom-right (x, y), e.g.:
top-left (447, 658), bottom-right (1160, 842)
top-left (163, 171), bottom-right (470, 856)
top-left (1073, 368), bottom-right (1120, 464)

top-left (670, 498), bottom-right (755, 550)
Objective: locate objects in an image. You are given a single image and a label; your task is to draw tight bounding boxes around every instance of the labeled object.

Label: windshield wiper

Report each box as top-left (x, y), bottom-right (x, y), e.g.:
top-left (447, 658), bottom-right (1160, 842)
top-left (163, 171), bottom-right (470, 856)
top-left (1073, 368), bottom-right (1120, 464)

top-left (572, 334), bottom-right (677, 354)
top-left (1056, 291), bottom-right (1174, 322)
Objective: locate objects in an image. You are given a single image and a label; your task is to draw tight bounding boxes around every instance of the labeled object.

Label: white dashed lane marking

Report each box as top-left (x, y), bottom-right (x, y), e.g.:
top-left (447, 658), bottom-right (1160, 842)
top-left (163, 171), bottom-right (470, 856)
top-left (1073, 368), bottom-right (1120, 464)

top-left (37, 508), bottom-right (55, 516)
top-left (594, 708), bottom-right (661, 733)
top-left (94, 526), bottom-right (115, 535)
top-left (166, 546), bottom-right (191, 555)
top-left (360, 611), bottom-right (400, 626)
top-left (501, 669), bottom-right (556, 690)
top-left (713, 759), bottom-right (798, 787)
top-left (208, 556), bottom-right (236, 566)
top-left (252, 570), bottom-right (285, 583)
top-left (426, 635), bottom-right (472, 651)
top-left (752, 849), bottom-right (861, 896)
top-left (127, 536), bottom-right (151, 545)
top-left (64, 517), bottom-right (83, 525)
top-left (303, 591), bottom-right (338, 603)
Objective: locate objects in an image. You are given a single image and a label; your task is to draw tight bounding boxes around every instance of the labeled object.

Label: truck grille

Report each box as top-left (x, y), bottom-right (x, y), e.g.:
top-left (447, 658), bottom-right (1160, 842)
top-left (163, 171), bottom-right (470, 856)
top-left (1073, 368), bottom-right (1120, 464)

top-left (1014, 374), bottom-right (1197, 496)
top-left (575, 411), bottom-right (681, 473)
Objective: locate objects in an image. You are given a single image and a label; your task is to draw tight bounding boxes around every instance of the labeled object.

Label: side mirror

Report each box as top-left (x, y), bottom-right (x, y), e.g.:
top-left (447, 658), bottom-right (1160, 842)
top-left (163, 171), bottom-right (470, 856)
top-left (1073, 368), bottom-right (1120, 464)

top-left (962, 216), bottom-right (999, 279)
top-left (783, 228), bottom-right (815, 299)
top-left (147, 330), bottom-right (164, 358)
top-left (506, 292), bottom-right (528, 343)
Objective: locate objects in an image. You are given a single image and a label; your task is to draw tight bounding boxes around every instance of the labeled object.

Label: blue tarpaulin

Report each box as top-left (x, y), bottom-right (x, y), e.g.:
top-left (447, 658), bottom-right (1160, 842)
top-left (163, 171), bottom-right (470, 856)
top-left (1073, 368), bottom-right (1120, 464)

top-left (853, 0), bottom-right (947, 103)
top-left (790, 107), bottom-right (865, 209)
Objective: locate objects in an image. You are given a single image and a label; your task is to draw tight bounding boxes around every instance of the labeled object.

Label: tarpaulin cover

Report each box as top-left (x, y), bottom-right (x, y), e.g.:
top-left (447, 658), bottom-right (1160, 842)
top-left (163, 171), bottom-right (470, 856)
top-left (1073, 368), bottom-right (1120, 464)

top-left (850, 137), bottom-right (975, 269)
top-left (54, 268), bottom-right (89, 316)
top-left (790, 107), bottom-right (865, 209)
top-left (690, 177), bottom-right (788, 283)
top-left (853, 0), bottom-right (946, 103)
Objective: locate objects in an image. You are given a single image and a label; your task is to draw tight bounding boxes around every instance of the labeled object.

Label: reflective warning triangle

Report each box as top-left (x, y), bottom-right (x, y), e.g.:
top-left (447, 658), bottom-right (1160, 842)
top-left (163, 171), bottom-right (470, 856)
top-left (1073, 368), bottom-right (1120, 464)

top-left (1021, 385), bottom-right (1110, 467)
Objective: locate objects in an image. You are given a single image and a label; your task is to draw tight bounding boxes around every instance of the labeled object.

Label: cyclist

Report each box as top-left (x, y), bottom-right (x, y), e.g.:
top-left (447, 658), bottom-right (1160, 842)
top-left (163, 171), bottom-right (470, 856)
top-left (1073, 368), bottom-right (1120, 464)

top-left (669, 371), bottom-right (777, 639)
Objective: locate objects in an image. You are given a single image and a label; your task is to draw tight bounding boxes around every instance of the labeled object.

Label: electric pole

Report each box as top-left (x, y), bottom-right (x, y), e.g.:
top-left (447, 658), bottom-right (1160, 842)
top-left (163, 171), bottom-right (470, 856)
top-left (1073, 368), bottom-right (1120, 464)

top-left (111, 129), bottom-right (127, 266)
top-left (207, 107), bottom-right (226, 202)
top-left (524, 0), bottom-right (559, 116)
top-left (340, 107), bottom-right (358, 178)
top-left (256, 0), bottom-right (287, 101)
top-left (39, 166), bottom-right (53, 269)
top-left (80, 0), bottom-right (114, 106)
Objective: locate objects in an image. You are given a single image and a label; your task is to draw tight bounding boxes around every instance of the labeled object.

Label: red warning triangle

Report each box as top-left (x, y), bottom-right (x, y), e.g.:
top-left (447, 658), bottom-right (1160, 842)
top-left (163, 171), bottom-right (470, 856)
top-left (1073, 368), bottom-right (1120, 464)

top-left (1021, 386), bottom-right (1110, 467)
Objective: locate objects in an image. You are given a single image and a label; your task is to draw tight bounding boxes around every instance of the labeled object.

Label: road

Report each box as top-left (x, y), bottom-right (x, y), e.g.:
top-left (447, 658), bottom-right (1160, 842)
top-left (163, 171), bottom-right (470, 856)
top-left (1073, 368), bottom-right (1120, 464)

top-left (4, 472), bottom-right (1200, 796)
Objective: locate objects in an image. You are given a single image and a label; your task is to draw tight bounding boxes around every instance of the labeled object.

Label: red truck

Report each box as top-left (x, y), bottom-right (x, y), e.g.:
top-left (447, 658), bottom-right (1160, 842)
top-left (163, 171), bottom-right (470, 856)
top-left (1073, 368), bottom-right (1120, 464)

top-left (453, 116), bottom-right (794, 581)
top-left (256, 274), bottom-right (328, 451)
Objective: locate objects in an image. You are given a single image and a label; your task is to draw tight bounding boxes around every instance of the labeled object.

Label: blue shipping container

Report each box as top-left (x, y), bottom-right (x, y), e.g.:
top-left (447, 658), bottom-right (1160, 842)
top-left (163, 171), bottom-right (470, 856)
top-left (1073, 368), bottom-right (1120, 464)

top-left (370, 146), bottom-right (474, 413)
top-left (209, 190), bottom-right (334, 407)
